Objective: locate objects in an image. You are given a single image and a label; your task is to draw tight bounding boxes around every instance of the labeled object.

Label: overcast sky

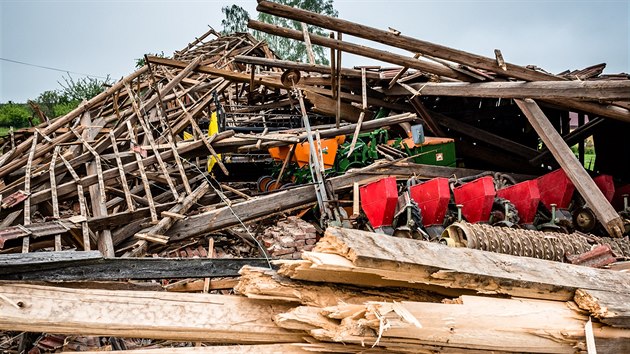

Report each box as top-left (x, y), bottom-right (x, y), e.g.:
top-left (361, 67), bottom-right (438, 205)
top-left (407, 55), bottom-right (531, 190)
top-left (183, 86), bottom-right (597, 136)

top-left (1, 0), bottom-right (628, 103)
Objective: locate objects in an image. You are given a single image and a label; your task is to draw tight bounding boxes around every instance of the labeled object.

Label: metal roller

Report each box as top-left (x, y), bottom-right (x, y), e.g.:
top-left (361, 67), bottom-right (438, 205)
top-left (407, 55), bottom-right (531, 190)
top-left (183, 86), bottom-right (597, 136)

top-left (442, 222), bottom-right (630, 262)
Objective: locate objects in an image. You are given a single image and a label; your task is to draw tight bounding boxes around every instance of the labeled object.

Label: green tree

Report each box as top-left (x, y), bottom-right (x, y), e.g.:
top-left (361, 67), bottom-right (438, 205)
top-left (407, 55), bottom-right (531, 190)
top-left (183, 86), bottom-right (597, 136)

top-left (221, 1), bottom-right (338, 65)
top-left (0, 103), bottom-right (32, 128)
top-left (221, 5), bottom-right (251, 34)
top-left (59, 74), bottom-right (110, 102)
top-left (35, 74), bottom-right (111, 119)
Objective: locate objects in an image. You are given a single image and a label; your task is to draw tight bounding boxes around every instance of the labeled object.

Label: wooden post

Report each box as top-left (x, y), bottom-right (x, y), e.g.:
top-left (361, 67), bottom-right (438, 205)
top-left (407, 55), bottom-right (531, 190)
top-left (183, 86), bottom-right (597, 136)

top-left (346, 68), bottom-right (368, 156)
top-left (515, 99), bottom-right (624, 237)
top-left (126, 121), bottom-right (158, 223)
top-left (22, 132), bottom-right (38, 253)
top-left (335, 32), bottom-right (342, 129)
top-left (50, 147), bottom-right (62, 251)
top-left (301, 22), bottom-right (316, 65)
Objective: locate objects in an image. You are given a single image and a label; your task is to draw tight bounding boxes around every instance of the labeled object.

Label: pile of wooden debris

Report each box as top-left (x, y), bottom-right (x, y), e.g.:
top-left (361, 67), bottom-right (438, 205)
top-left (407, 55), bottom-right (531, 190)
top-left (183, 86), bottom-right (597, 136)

top-left (1, 1), bottom-right (629, 352)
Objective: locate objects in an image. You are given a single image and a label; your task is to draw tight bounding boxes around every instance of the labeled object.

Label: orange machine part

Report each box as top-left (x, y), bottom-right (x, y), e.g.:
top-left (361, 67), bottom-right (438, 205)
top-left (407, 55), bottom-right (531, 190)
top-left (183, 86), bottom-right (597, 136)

top-left (290, 135), bottom-right (345, 169)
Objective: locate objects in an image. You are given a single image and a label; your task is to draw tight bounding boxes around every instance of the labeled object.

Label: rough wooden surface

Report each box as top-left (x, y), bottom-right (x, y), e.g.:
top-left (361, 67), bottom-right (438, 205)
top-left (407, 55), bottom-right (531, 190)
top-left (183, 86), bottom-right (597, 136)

top-left (286, 227), bottom-right (630, 301)
top-left (575, 288), bottom-right (630, 328)
top-left (235, 266), bottom-right (442, 307)
top-left (274, 295), bottom-right (630, 353)
top-left (0, 283), bottom-right (301, 343)
top-left (0, 255), bottom-right (269, 280)
top-left (516, 98), bottom-right (624, 237)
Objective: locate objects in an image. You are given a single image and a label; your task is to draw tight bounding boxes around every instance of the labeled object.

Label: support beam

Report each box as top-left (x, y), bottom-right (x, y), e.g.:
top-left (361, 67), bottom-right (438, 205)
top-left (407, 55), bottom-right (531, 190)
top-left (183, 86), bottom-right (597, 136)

top-left (254, 1), bottom-right (630, 123)
top-left (233, 55), bottom-right (381, 79)
top-left (384, 80), bottom-right (630, 100)
top-left (248, 20), bottom-right (471, 81)
top-left (515, 98), bottom-right (624, 237)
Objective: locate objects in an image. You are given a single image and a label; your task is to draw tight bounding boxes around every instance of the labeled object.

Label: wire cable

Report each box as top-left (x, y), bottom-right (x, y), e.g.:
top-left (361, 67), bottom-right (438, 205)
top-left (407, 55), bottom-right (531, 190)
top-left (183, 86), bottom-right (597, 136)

top-left (0, 57), bottom-right (109, 79)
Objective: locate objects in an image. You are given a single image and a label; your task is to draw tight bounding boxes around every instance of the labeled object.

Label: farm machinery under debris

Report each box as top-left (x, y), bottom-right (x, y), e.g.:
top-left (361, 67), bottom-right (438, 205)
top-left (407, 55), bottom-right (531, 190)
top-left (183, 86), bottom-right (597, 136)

top-left (358, 170), bottom-right (630, 263)
top-left (256, 126), bottom-right (456, 192)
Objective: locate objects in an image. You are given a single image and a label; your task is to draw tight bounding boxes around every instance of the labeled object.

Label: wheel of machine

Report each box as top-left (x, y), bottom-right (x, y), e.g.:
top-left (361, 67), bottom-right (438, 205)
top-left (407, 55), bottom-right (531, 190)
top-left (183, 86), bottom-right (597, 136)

top-left (264, 179), bottom-right (281, 192)
top-left (257, 175), bottom-right (273, 192)
top-left (280, 183), bottom-right (295, 189)
top-left (491, 197), bottom-right (520, 225)
top-left (573, 207), bottom-right (597, 232)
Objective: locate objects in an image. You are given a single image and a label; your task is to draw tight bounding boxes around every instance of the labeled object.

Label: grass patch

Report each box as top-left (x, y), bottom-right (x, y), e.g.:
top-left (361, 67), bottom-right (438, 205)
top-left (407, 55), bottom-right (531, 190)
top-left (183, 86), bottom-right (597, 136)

top-left (582, 153), bottom-right (596, 170)
top-left (0, 127), bottom-right (10, 137)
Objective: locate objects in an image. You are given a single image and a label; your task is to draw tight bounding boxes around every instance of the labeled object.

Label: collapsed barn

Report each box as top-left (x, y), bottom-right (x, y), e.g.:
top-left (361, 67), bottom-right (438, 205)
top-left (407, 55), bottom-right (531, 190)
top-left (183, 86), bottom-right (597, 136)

top-left (1, 1), bottom-right (630, 352)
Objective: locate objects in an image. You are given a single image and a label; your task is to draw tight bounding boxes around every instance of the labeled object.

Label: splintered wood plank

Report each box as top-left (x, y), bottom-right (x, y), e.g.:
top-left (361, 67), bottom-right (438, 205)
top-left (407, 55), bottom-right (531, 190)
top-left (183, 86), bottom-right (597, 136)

top-left (124, 84), bottom-right (180, 200)
top-left (515, 98), bottom-right (624, 237)
top-left (0, 283), bottom-right (301, 343)
top-left (575, 289), bottom-right (630, 328)
top-left (126, 120), bottom-right (158, 223)
top-left (236, 266), bottom-right (441, 307)
top-left (22, 132), bottom-right (38, 253)
top-left (277, 296), bottom-right (630, 353)
top-left (58, 154), bottom-right (90, 250)
top-left (49, 146), bottom-right (61, 251)
top-left (109, 131), bottom-right (135, 212)
top-left (287, 227), bottom-right (630, 301)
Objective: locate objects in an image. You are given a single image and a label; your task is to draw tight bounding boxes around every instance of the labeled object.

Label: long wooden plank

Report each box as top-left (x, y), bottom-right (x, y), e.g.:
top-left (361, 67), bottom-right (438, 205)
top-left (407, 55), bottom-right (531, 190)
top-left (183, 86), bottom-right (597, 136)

top-left (0, 283), bottom-right (301, 343)
top-left (22, 132), bottom-right (38, 253)
top-left (49, 147), bottom-right (62, 251)
top-left (166, 161), bottom-right (522, 241)
top-left (283, 227), bottom-right (630, 301)
top-left (0, 257), bottom-right (270, 280)
top-left (247, 20), bottom-right (470, 81)
top-left (515, 98), bottom-right (624, 237)
top-left (234, 55), bottom-right (381, 79)
top-left (126, 120), bottom-right (158, 223)
top-left (253, 2), bottom-right (630, 123)
top-left (384, 80), bottom-right (630, 100)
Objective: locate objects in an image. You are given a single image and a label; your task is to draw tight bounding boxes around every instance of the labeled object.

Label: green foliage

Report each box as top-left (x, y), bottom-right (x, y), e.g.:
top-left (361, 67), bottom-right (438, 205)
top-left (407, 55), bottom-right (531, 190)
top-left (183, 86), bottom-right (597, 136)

top-left (258, 0), bottom-right (337, 65)
top-left (221, 5), bottom-right (251, 34)
top-left (220, 1), bottom-right (338, 65)
top-left (59, 74), bottom-right (110, 102)
top-left (0, 103), bottom-right (32, 128)
top-left (34, 74), bottom-right (111, 119)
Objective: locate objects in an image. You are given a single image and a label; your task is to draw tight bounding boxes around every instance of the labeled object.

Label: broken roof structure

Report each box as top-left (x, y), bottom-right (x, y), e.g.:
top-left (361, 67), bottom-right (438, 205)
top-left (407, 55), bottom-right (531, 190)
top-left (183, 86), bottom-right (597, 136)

top-left (1, 1), bottom-right (629, 352)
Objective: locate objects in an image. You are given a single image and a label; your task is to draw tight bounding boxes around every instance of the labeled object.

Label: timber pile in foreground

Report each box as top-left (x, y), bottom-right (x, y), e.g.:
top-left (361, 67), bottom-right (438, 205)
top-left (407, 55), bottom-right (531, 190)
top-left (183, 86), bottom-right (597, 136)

top-left (1, 228), bottom-right (630, 353)
top-left (1, 0), bottom-right (630, 352)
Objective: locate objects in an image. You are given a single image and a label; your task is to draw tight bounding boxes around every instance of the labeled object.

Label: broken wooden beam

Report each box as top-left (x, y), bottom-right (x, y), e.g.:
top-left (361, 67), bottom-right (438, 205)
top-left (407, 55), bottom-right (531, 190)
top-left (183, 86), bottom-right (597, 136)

top-left (515, 98), bottom-right (624, 237)
top-left (278, 227), bottom-right (630, 301)
top-left (0, 283), bottom-right (302, 343)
